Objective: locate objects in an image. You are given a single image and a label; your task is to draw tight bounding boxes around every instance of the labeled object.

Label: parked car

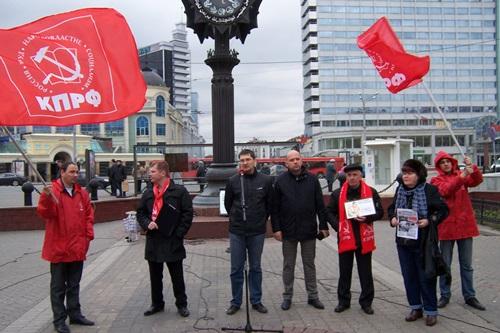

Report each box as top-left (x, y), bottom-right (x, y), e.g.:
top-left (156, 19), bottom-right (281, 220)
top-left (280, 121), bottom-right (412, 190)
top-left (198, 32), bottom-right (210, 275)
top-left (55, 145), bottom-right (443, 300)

top-left (269, 164), bottom-right (287, 177)
top-left (0, 172), bottom-right (27, 186)
top-left (77, 170), bottom-right (110, 189)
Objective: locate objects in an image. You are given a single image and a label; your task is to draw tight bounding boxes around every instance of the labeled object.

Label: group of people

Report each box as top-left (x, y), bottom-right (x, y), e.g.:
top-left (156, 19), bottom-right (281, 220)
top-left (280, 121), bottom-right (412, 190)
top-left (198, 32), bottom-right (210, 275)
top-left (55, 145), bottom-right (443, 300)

top-left (36, 148), bottom-right (485, 333)
top-left (107, 159), bottom-right (127, 197)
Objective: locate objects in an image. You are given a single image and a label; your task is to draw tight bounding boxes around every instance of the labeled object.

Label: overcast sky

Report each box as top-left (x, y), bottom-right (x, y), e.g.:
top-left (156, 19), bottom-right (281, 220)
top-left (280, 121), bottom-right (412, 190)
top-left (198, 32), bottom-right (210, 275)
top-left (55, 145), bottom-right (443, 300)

top-left (0, 1), bottom-right (303, 142)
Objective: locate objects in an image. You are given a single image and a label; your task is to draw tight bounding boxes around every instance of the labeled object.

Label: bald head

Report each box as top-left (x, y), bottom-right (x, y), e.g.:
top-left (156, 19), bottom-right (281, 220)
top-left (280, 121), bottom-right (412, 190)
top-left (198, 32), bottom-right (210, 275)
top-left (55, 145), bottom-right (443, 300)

top-left (286, 150), bottom-right (303, 175)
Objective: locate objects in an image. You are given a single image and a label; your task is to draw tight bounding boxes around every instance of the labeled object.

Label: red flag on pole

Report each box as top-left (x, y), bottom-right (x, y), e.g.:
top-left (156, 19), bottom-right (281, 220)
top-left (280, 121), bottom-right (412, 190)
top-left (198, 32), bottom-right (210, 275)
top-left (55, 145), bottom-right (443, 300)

top-left (357, 17), bottom-right (430, 94)
top-left (0, 8), bottom-right (146, 126)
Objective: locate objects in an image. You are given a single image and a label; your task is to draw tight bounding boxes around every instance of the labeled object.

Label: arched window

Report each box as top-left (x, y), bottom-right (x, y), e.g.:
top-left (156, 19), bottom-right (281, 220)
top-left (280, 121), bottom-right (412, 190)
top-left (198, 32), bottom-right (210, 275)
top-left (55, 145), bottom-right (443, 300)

top-left (156, 96), bottom-right (165, 117)
top-left (136, 116), bottom-right (149, 136)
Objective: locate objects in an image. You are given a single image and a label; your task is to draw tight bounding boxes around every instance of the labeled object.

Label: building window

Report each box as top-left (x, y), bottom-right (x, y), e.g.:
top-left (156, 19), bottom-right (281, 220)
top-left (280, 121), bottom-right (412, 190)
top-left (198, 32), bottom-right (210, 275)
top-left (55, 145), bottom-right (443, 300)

top-left (55, 126), bottom-right (74, 134)
top-left (136, 116), bottom-right (149, 136)
top-left (32, 126), bottom-right (51, 133)
top-left (156, 124), bottom-right (166, 136)
top-left (105, 120), bottom-right (124, 136)
top-left (156, 96), bottom-right (165, 117)
top-left (81, 124), bottom-right (100, 136)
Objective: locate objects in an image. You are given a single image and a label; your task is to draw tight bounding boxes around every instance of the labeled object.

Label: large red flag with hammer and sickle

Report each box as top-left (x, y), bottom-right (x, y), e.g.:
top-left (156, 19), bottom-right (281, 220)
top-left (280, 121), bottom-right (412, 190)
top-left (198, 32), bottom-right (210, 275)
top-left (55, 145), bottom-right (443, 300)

top-left (0, 8), bottom-right (146, 126)
top-left (357, 17), bottom-right (430, 94)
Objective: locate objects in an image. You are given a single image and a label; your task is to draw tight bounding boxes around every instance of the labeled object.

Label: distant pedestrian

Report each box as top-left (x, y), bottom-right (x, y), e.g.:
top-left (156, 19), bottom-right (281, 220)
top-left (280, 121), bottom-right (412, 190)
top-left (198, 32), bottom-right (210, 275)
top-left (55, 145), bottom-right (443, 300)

top-left (327, 164), bottom-right (383, 315)
top-left (224, 149), bottom-right (274, 315)
top-left (112, 160), bottom-right (126, 197)
top-left (137, 160), bottom-right (193, 318)
top-left (325, 159), bottom-right (337, 192)
top-left (195, 160), bottom-right (206, 192)
top-left (430, 152), bottom-right (485, 311)
top-left (37, 161), bottom-right (95, 333)
top-left (134, 162), bottom-right (147, 193)
top-left (272, 150), bottom-right (329, 311)
top-left (388, 159), bottom-right (448, 327)
top-left (107, 159), bottom-right (117, 196)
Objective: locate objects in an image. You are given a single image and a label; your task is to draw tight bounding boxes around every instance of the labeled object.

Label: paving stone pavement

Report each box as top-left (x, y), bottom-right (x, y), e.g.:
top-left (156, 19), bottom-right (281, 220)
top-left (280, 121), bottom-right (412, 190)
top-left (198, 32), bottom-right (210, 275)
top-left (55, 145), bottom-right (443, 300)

top-left (1, 221), bottom-right (499, 333)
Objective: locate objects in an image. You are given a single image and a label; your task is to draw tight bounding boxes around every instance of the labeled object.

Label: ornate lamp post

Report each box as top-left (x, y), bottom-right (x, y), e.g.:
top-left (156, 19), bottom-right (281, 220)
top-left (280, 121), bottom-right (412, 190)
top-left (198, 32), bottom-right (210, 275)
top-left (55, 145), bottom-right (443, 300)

top-left (183, 0), bottom-right (262, 206)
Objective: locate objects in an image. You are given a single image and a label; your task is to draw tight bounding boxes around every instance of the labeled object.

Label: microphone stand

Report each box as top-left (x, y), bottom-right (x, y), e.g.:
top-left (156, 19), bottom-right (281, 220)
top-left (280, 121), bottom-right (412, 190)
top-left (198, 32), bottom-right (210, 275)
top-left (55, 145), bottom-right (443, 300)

top-left (221, 173), bottom-right (282, 333)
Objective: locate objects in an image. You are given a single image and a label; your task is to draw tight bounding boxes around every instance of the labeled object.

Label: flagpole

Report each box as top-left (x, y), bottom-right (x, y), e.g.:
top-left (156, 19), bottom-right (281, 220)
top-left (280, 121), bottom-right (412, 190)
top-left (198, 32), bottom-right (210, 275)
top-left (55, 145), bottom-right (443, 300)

top-left (422, 82), bottom-right (466, 159)
top-left (1, 126), bottom-right (58, 203)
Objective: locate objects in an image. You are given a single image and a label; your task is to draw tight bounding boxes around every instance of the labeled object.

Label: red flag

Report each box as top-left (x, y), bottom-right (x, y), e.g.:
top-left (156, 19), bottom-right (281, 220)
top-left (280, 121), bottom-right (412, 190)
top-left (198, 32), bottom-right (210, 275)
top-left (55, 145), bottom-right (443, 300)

top-left (357, 17), bottom-right (430, 94)
top-left (0, 8), bottom-right (146, 126)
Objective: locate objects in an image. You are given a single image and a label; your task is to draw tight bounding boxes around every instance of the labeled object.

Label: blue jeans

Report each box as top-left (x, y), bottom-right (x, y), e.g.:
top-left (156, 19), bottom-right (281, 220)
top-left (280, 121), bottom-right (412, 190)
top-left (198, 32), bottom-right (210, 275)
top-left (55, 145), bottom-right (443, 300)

top-left (439, 238), bottom-right (475, 301)
top-left (397, 245), bottom-right (438, 316)
top-left (229, 232), bottom-right (265, 307)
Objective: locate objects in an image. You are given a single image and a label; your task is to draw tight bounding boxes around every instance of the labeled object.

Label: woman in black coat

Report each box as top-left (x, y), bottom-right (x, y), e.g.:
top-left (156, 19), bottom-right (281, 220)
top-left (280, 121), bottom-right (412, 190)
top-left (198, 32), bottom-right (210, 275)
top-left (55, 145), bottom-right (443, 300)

top-left (388, 159), bottom-right (448, 327)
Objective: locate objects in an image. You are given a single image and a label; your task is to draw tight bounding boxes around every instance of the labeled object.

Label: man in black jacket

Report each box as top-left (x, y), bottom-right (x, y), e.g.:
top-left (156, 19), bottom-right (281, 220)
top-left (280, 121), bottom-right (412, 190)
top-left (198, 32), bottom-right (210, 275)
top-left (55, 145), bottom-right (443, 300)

top-left (137, 160), bottom-right (193, 318)
top-left (272, 150), bottom-right (330, 311)
top-left (327, 164), bottom-right (384, 315)
top-left (224, 149), bottom-right (274, 315)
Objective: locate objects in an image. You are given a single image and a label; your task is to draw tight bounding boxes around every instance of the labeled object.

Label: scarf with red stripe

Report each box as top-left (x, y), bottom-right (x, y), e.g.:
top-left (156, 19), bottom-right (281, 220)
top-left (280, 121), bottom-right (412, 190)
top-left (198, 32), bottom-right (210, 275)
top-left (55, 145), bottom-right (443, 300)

top-left (338, 180), bottom-right (376, 254)
top-left (151, 178), bottom-right (170, 222)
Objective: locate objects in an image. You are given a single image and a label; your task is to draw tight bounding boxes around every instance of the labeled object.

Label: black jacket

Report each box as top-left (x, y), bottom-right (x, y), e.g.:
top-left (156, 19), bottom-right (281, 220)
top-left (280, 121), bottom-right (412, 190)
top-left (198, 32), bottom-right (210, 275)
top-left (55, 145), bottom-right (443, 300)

top-left (387, 182), bottom-right (448, 248)
top-left (271, 169), bottom-right (328, 240)
top-left (224, 171), bottom-right (273, 236)
top-left (327, 183), bottom-right (384, 248)
top-left (137, 181), bottom-right (193, 262)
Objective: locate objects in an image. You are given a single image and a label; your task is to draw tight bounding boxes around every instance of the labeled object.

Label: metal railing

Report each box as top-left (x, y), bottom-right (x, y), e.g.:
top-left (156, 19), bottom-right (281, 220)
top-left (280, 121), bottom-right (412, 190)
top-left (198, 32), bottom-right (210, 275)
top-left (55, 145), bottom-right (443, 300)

top-left (472, 198), bottom-right (500, 225)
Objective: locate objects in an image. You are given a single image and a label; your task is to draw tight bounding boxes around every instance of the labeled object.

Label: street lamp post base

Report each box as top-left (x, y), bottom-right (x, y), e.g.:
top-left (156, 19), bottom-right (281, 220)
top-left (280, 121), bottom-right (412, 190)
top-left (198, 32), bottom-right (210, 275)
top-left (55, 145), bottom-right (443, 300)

top-left (193, 163), bottom-right (237, 207)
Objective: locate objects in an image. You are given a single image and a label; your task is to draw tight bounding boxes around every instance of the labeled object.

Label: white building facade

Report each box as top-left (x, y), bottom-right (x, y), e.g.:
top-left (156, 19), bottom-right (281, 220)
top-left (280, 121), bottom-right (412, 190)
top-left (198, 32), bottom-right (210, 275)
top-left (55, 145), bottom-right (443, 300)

top-left (301, 0), bottom-right (498, 166)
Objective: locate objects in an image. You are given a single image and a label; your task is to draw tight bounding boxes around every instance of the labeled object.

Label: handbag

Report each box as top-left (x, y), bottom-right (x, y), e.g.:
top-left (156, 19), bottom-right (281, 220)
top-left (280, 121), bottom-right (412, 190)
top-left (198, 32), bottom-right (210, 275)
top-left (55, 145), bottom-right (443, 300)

top-left (425, 222), bottom-right (451, 284)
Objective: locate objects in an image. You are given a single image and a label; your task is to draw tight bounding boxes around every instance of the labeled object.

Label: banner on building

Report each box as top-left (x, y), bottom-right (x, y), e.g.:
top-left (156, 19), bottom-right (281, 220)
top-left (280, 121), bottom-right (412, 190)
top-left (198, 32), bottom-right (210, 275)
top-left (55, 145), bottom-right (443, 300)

top-left (0, 8), bottom-right (146, 126)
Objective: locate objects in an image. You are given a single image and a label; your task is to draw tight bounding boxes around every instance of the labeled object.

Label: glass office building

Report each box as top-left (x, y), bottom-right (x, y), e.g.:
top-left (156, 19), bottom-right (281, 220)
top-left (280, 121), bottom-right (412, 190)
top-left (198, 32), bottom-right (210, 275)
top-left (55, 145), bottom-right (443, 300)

top-left (301, 0), bottom-right (498, 165)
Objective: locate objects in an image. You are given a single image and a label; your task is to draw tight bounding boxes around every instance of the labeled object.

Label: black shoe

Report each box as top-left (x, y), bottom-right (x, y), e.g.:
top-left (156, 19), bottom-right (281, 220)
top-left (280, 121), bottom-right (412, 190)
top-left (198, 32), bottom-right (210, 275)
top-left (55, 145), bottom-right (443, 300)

top-left (144, 305), bottom-right (164, 316)
top-left (362, 305), bottom-right (374, 315)
top-left (54, 322), bottom-right (71, 333)
top-left (281, 299), bottom-right (291, 311)
top-left (425, 315), bottom-right (438, 326)
top-left (252, 303), bottom-right (268, 313)
top-left (334, 304), bottom-right (350, 313)
top-left (307, 299), bottom-right (325, 309)
top-left (226, 305), bottom-right (240, 315)
top-left (178, 307), bottom-right (190, 317)
top-left (437, 296), bottom-right (449, 308)
top-left (69, 316), bottom-right (94, 326)
top-left (466, 297), bottom-right (486, 311)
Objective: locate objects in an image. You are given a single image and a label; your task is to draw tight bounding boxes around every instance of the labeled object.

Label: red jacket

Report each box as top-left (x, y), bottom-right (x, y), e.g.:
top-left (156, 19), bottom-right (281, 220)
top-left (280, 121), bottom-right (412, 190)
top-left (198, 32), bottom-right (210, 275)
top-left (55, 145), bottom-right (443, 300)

top-left (430, 151), bottom-right (482, 240)
top-left (37, 179), bottom-right (94, 263)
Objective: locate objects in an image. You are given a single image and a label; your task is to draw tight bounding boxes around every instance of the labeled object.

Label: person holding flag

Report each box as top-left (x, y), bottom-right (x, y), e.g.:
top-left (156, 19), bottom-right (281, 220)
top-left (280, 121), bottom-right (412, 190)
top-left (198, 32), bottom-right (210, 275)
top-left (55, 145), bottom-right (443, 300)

top-left (37, 161), bottom-right (95, 333)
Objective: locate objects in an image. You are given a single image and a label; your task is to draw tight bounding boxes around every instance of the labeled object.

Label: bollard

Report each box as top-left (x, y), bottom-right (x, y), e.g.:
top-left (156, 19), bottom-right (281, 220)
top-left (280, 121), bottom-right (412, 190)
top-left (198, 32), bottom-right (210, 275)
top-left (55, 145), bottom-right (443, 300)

top-left (88, 178), bottom-right (100, 201)
top-left (21, 182), bottom-right (35, 206)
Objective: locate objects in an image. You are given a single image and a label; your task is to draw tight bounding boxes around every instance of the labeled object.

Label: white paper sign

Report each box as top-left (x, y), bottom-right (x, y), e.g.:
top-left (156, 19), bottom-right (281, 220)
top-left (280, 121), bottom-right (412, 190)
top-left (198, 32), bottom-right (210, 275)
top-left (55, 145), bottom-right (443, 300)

top-left (219, 190), bottom-right (228, 216)
top-left (344, 198), bottom-right (376, 219)
top-left (396, 208), bottom-right (419, 240)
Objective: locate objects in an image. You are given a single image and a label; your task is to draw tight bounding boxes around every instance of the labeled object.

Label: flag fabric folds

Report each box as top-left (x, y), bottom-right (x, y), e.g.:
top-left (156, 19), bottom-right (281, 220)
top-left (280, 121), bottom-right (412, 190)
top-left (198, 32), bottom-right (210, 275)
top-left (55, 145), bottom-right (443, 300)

top-left (0, 8), bottom-right (146, 126)
top-left (357, 17), bottom-right (430, 94)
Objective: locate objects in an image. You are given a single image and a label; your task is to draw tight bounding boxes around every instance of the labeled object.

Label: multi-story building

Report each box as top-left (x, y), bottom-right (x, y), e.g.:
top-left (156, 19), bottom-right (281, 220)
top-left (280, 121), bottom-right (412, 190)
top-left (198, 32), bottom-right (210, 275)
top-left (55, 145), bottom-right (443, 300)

top-left (301, 0), bottom-right (498, 166)
top-left (139, 23), bottom-right (192, 115)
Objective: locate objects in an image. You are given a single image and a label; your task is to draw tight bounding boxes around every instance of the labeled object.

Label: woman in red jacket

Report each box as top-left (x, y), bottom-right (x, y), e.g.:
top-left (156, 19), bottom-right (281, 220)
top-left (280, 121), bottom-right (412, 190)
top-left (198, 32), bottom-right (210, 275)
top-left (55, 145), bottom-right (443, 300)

top-left (430, 151), bottom-right (485, 311)
top-left (37, 161), bottom-right (95, 333)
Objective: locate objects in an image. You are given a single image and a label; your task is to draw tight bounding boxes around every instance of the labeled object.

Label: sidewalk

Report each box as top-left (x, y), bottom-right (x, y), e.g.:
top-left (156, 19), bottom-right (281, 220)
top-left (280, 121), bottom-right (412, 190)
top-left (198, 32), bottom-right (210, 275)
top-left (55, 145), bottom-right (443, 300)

top-left (3, 224), bottom-right (498, 333)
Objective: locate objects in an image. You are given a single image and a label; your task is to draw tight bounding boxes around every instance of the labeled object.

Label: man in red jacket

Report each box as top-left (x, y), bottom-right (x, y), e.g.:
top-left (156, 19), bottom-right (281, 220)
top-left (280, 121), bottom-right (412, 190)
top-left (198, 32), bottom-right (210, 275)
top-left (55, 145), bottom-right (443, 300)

top-left (37, 161), bottom-right (95, 333)
top-left (430, 151), bottom-right (485, 311)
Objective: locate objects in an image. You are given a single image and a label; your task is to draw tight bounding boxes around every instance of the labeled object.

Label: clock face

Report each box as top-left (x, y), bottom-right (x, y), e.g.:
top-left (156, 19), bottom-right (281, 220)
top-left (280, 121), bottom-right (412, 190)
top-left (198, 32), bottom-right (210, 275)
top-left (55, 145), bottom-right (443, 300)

top-left (195, 0), bottom-right (248, 23)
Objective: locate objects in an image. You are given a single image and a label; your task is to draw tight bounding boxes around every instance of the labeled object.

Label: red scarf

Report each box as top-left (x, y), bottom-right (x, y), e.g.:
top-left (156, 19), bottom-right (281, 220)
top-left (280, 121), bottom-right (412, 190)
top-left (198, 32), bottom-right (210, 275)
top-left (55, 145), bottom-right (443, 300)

top-left (338, 180), bottom-right (376, 254)
top-left (151, 178), bottom-right (170, 222)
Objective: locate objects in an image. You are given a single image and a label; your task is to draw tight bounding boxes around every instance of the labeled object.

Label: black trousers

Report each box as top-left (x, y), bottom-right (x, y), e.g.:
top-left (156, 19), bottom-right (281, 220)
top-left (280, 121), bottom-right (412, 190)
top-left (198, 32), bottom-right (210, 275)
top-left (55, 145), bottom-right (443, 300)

top-left (338, 248), bottom-right (374, 308)
top-left (148, 260), bottom-right (187, 309)
top-left (50, 261), bottom-right (84, 324)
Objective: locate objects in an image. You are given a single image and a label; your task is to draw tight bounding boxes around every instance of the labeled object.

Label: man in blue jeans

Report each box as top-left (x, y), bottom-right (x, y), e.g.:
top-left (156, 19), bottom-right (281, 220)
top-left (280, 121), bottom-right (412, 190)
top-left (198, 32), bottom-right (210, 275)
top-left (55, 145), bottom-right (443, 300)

top-left (224, 149), bottom-right (274, 315)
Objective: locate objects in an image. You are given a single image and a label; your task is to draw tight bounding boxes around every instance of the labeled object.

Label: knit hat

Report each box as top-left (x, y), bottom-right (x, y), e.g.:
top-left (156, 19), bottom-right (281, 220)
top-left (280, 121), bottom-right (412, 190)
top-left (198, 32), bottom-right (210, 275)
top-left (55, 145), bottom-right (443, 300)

top-left (401, 159), bottom-right (427, 184)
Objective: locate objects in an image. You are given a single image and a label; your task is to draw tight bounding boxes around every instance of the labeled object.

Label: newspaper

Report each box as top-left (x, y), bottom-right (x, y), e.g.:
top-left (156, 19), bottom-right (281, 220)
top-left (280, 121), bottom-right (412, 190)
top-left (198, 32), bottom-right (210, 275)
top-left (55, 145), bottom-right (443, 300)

top-left (396, 208), bottom-right (419, 240)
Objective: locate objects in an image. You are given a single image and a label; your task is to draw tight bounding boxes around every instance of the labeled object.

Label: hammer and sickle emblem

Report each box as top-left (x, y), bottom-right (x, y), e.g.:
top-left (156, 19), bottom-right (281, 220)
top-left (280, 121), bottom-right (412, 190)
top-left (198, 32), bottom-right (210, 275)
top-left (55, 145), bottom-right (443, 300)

top-left (33, 46), bottom-right (84, 85)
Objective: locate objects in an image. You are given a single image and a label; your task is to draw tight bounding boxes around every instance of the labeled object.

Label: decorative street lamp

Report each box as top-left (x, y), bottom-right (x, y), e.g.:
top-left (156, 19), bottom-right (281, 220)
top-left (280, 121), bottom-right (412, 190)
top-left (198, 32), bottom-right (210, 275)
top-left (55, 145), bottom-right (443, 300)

top-left (359, 92), bottom-right (378, 166)
top-left (182, 0), bottom-right (262, 206)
